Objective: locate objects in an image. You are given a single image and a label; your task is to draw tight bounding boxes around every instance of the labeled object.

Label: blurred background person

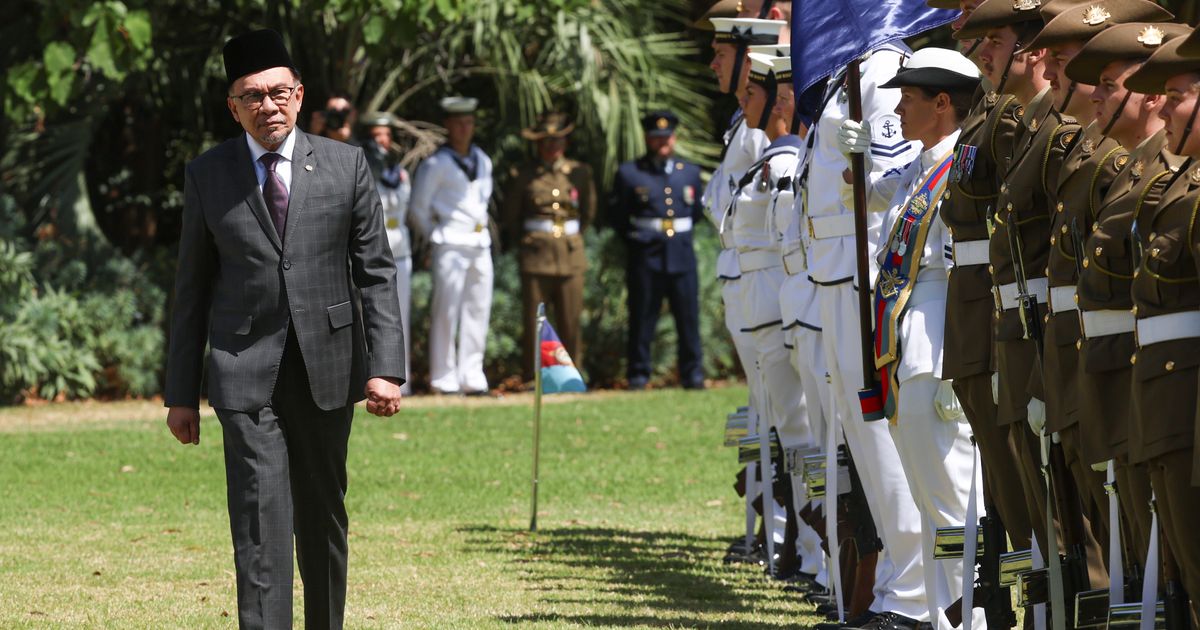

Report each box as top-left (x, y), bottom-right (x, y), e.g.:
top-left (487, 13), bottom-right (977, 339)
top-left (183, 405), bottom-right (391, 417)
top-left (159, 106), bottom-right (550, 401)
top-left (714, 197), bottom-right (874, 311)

top-left (313, 92), bottom-right (359, 145)
top-left (410, 97), bottom-right (495, 395)
top-left (362, 111), bottom-right (414, 395)
top-left (608, 110), bottom-right (704, 390)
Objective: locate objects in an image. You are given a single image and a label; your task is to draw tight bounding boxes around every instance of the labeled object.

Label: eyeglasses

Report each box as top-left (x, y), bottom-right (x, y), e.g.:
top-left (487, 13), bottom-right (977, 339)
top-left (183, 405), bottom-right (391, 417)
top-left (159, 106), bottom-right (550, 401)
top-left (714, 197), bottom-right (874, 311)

top-left (230, 84), bottom-right (301, 110)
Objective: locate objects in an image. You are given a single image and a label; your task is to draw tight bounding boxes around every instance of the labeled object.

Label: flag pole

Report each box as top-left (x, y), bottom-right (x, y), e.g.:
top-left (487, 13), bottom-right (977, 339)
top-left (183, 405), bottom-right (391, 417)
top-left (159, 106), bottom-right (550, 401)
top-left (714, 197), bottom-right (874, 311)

top-left (529, 302), bottom-right (546, 532)
top-left (847, 60), bottom-right (876, 396)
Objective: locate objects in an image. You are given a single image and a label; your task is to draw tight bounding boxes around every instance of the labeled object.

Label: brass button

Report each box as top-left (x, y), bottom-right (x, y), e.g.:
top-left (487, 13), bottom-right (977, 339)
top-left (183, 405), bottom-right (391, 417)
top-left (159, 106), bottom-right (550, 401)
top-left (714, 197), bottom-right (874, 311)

top-left (665, 187), bottom-right (672, 194)
top-left (1166, 360), bottom-right (1176, 371)
top-left (1131, 354), bottom-right (1137, 365)
top-left (665, 198), bottom-right (673, 206)
top-left (1095, 246), bottom-right (1103, 257)
top-left (1044, 266), bottom-right (1050, 275)
top-left (666, 229), bottom-right (675, 237)
top-left (1134, 269), bottom-right (1140, 278)
top-left (1056, 202), bottom-right (1064, 213)
top-left (1044, 314), bottom-right (1050, 323)
top-left (666, 209), bottom-right (675, 217)
top-left (1061, 224), bottom-right (1069, 234)
top-left (988, 264), bottom-right (994, 274)
top-left (1082, 258), bottom-right (1089, 268)
top-left (1050, 235), bottom-right (1057, 245)
top-left (1092, 222), bottom-right (1099, 231)
top-left (1149, 232), bottom-right (1156, 240)
top-left (1132, 305), bottom-right (1139, 315)
top-left (1076, 340), bottom-right (1082, 350)
top-left (1151, 247), bottom-right (1161, 257)
top-left (1073, 293), bottom-right (1079, 303)
top-left (1001, 183), bottom-right (1008, 194)
top-left (552, 188), bottom-right (561, 197)
top-left (552, 202), bottom-right (561, 210)
top-left (1007, 203), bottom-right (1014, 211)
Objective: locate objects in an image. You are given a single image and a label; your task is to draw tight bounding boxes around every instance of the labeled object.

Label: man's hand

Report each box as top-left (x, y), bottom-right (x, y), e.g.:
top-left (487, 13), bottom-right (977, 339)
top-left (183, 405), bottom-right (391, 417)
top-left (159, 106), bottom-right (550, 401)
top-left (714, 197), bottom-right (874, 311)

top-left (166, 406), bottom-right (201, 445)
top-left (366, 377), bottom-right (403, 417)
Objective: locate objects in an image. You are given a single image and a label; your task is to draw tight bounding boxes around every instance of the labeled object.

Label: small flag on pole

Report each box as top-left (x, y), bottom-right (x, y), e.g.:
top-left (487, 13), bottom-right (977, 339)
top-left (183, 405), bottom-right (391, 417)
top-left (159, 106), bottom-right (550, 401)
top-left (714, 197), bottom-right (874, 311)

top-left (539, 320), bottom-right (586, 394)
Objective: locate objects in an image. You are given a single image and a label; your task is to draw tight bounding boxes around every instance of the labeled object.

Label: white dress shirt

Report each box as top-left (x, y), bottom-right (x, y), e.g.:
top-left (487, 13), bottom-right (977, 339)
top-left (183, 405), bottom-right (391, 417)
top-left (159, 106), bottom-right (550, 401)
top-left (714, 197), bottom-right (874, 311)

top-left (246, 128), bottom-right (297, 195)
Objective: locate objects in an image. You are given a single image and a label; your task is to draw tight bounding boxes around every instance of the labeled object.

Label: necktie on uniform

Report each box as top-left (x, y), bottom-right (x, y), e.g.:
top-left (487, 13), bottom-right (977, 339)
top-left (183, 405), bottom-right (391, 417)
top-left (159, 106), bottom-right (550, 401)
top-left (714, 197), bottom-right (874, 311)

top-left (259, 152), bottom-right (289, 239)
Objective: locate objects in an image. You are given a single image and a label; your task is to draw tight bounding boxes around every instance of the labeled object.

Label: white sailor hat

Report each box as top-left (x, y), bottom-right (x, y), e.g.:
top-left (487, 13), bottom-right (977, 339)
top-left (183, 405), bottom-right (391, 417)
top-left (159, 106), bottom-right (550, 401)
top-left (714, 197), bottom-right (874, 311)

top-left (748, 52), bottom-right (778, 84)
top-left (880, 47), bottom-right (981, 92)
top-left (770, 54), bottom-right (792, 84)
top-left (748, 44), bottom-right (791, 58)
top-left (710, 18), bottom-right (788, 45)
top-left (440, 96), bottom-right (478, 114)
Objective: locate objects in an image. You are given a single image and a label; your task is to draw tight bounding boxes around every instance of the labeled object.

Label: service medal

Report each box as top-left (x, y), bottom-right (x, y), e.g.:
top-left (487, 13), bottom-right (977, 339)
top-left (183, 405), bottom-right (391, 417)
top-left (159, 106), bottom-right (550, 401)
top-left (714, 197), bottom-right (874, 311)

top-left (683, 186), bottom-right (695, 205)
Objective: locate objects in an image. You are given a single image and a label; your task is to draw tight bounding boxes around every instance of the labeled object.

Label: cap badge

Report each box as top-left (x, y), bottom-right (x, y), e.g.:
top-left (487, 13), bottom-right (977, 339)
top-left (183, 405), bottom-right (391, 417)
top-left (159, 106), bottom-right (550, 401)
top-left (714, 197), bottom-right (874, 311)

top-left (985, 91), bottom-right (999, 107)
top-left (1137, 26), bottom-right (1165, 47)
top-left (1013, 0), bottom-right (1041, 10)
top-left (1191, 166), bottom-right (1200, 183)
top-left (1081, 137), bottom-right (1095, 155)
top-left (736, 1), bottom-right (744, 11)
top-left (656, 117), bottom-right (669, 129)
top-left (1081, 5), bottom-right (1111, 26)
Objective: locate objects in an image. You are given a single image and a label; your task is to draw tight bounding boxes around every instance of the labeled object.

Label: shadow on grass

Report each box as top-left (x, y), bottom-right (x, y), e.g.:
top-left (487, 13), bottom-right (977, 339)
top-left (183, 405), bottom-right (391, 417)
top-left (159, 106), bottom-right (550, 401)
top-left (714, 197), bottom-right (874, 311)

top-left (460, 525), bottom-right (812, 628)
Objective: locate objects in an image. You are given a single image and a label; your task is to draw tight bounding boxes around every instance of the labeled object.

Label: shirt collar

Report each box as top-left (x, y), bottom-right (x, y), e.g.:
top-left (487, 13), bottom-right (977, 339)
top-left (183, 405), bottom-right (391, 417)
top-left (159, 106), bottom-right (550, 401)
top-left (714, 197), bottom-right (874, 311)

top-left (920, 130), bottom-right (960, 172)
top-left (246, 127), bottom-right (297, 165)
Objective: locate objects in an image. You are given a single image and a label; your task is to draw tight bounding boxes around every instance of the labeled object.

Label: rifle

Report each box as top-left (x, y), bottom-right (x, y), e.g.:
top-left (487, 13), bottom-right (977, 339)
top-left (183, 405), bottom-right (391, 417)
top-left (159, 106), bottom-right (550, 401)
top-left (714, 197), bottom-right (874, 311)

top-left (839, 444), bottom-right (882, 557)
top-left (945, 509), bottom-right (1018, 629)
top-left (1006, 204), bottom-right (1089, 630)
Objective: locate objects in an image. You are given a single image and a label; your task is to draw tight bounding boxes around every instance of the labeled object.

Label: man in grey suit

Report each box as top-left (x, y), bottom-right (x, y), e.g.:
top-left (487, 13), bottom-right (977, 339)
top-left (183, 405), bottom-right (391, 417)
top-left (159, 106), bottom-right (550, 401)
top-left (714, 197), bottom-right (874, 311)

top-left (163, 29), bottom-right (405, 630)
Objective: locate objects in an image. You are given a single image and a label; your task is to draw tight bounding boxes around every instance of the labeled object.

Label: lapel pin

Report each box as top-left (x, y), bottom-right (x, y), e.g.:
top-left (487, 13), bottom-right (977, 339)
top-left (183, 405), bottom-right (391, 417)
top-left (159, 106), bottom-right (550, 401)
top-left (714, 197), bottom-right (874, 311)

top-left (305, 164), bottom-right (313, 171)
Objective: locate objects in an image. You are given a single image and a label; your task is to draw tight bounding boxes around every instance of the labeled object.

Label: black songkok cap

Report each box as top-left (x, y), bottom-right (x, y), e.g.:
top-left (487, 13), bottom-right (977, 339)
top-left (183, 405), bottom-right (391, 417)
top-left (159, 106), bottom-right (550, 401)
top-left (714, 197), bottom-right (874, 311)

top-left (223, 29), bottom-right (295, 85)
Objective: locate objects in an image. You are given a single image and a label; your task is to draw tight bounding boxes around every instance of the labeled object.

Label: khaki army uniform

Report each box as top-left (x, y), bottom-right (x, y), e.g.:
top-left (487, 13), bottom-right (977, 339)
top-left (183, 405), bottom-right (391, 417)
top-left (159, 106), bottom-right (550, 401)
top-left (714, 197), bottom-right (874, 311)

top-left (1077, 130), bottom-right (1176, 565)
top-left (942, 88), bottom-right (1033, 550)
top-left (1044, 122), bottom-right (1126, 555)
top-left (502, 157), bottom-right (597, 376)
top-left (1129, 160), bottom-right (1200, 616)
top-left (988, 88), bottom-right (1060, 553)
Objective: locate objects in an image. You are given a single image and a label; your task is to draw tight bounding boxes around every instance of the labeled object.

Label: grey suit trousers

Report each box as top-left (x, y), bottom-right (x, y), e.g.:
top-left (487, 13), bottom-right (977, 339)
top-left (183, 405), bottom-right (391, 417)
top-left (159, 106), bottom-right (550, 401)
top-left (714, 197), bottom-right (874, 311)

top-left (217, 328), bottom-right (353, 630)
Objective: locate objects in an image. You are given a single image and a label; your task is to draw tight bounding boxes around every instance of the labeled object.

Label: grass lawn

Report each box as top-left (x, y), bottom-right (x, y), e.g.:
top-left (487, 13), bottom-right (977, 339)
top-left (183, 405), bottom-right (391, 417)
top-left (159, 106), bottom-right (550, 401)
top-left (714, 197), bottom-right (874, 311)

top-left (0, 387), bottom-right (824, 628)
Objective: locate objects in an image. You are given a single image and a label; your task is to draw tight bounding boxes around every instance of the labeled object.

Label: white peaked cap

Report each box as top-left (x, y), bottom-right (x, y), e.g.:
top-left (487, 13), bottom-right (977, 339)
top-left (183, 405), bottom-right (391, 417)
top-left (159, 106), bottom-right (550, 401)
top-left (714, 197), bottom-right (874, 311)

top-left (748, 44), bottom-right (791, 58)
top-left (748, 52), bottom-right (777, 78)
top-left (440, 96), bottom-right (478, 114)
top-left (710, 18), bottom-right (788, 44)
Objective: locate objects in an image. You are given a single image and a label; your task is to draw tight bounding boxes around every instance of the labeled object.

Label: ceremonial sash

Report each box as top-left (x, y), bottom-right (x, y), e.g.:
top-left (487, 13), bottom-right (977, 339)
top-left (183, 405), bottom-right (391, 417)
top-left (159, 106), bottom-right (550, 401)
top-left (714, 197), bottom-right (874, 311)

top-left (872, 152), bottom-right (954, 422)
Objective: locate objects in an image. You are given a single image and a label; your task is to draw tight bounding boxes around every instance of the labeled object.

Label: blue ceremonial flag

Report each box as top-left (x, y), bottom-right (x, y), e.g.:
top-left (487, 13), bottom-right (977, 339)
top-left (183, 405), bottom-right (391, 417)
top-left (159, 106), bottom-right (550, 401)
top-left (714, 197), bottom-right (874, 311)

top-left (539, 320), bottom-right (586, 394)
top-left (790, 0), bottom-right (958, 93)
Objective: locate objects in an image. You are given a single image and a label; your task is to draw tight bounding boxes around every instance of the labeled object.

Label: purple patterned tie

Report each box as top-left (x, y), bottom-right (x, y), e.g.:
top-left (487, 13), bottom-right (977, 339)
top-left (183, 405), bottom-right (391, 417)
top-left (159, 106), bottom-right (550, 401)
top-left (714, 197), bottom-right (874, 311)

top-left (259, 153), bottom-right (289, 239)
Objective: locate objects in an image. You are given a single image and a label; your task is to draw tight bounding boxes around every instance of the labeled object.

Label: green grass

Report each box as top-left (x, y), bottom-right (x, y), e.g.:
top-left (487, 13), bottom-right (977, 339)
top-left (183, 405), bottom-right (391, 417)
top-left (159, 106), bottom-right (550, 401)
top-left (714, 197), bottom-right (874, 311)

top-left (0, 388), bottom-right (824, 628)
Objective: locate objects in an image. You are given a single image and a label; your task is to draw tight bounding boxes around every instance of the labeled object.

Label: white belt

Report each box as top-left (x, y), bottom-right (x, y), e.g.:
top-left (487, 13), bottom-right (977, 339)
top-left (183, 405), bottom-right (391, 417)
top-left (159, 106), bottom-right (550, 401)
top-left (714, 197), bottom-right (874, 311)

top-left (995, 277), bottom-right (1048, 311)
top-left (1080, 309), bottom-right (1135, 339)
top-left (1136, 311), bottom-right (1200, 347)
top-left (782, 247), bottom-right (807, 276)
top-left (1049, 285), bottom-right (1077, 314)
top-left (739, 249), bottom-right (782, 274)
top-left (632, 216), bottom-right (693, 234)
top-left (952, 240), bottom-right (990, 267)
top-left (524, 218), bottom-right (580, 236)
top-left (808, 214), bottom-right (857, 240)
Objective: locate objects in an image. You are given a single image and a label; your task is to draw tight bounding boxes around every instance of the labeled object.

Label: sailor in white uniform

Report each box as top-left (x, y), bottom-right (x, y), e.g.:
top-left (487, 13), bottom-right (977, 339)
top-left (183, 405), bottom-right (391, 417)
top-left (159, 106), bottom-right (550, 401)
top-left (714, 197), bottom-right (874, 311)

top-left (706, 17), bottom-right (786, 423)
top-left (800, 40), bottom-right (929, 629)
top-left (846, 48), bottom-right (988, 630)
top-left (410, 97), bottom-right (495, 395)
top-left (364, 112), bottom-right (414, 394)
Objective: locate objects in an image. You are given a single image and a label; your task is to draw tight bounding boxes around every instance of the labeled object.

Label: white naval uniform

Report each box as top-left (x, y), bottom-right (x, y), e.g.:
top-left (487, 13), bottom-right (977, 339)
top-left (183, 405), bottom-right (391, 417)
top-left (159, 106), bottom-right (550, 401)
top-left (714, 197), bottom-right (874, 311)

top-left (799, 42), bottom-right (928, 620)
top-left (381, 166), bottom-right (413, 393)
top-left (869, 131), bottom-right (987, 630)
top-left (728, 135), bottom-right (812, 452)
top-left (776, 139), bottom-right (835, 581)
top-left (705, 113), bottom-right (770, 412)
top-left (410, 144), bottom-right (495, 394)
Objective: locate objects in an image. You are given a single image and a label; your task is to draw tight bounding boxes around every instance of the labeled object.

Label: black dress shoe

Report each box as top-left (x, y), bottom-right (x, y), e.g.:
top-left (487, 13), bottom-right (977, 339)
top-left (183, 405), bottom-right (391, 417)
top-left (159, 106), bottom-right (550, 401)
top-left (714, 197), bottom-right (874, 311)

top-left (627, 377), bottom-right (648, 391)
top-left (845, 611), bottom-right (921, 630)
top-left (813, 610), bottom-right (877, 630)
top-left (802, 587), bottom-right (832, 604)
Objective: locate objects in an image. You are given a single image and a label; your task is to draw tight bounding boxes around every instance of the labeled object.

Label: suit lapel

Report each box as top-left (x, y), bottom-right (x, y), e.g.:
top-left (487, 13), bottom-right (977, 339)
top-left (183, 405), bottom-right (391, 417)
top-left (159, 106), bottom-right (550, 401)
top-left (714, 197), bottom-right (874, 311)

top-left (234, 137), bottom-right (284, 252)
top-left (283, 132), bottom-right (315, 252)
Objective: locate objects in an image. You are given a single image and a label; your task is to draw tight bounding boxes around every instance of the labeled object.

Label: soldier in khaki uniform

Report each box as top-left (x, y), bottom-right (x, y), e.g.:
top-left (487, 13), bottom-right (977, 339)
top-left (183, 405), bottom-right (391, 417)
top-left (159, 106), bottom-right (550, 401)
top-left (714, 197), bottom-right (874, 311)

top-left (936, 0), bottom-right (1035, 553)
top-left (502, 112), bottom-right (597, 378)
top-left (1023, 1), bottom-right (1174, 572)
top-left (1064, 19), bottom-right (1192, 578)
top-left (955, 0), bottom-right (1061, 559)
top-left (1122, 34), bottom-right (1200, 620)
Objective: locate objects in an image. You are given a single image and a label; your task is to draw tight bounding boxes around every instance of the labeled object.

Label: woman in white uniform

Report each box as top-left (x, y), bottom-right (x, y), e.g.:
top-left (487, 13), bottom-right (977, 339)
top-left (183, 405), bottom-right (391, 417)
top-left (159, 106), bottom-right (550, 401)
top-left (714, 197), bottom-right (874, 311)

top-left (842, 48), bottom-right (987, 630)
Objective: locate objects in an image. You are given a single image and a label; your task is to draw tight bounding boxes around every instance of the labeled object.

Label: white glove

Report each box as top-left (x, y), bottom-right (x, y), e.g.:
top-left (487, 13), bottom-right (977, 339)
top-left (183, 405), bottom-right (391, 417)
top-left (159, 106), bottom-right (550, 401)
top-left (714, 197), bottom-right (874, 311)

top-left (990, 372), bottom-right (999, 405)
top-left (1091, 459), bottom-right (1110, 473)
top-left (934, 380), bottom-right (966, 423)
top-left (838, 119), bottom-right (872, 157)
top-left (1026, 397), bottom-right (1046, 436)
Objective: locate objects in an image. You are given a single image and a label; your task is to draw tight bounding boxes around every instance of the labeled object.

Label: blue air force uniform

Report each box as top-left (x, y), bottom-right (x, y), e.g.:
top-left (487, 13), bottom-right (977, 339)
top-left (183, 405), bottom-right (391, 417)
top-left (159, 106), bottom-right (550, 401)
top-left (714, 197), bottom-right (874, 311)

top-left (609, 111), bottom-right (705, 389)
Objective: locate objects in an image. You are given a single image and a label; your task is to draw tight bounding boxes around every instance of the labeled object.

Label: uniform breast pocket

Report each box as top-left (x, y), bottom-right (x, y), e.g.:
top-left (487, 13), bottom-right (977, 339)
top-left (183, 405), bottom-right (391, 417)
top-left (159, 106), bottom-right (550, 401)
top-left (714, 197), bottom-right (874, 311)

top-left (1144, 233), bottom-right (1194, 305)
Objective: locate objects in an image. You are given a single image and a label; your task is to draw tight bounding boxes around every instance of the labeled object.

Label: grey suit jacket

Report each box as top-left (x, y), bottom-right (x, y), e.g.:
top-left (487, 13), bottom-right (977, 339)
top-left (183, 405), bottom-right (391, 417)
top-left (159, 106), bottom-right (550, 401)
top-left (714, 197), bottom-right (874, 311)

top-left (164, 130), bottom-right (405, 412)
